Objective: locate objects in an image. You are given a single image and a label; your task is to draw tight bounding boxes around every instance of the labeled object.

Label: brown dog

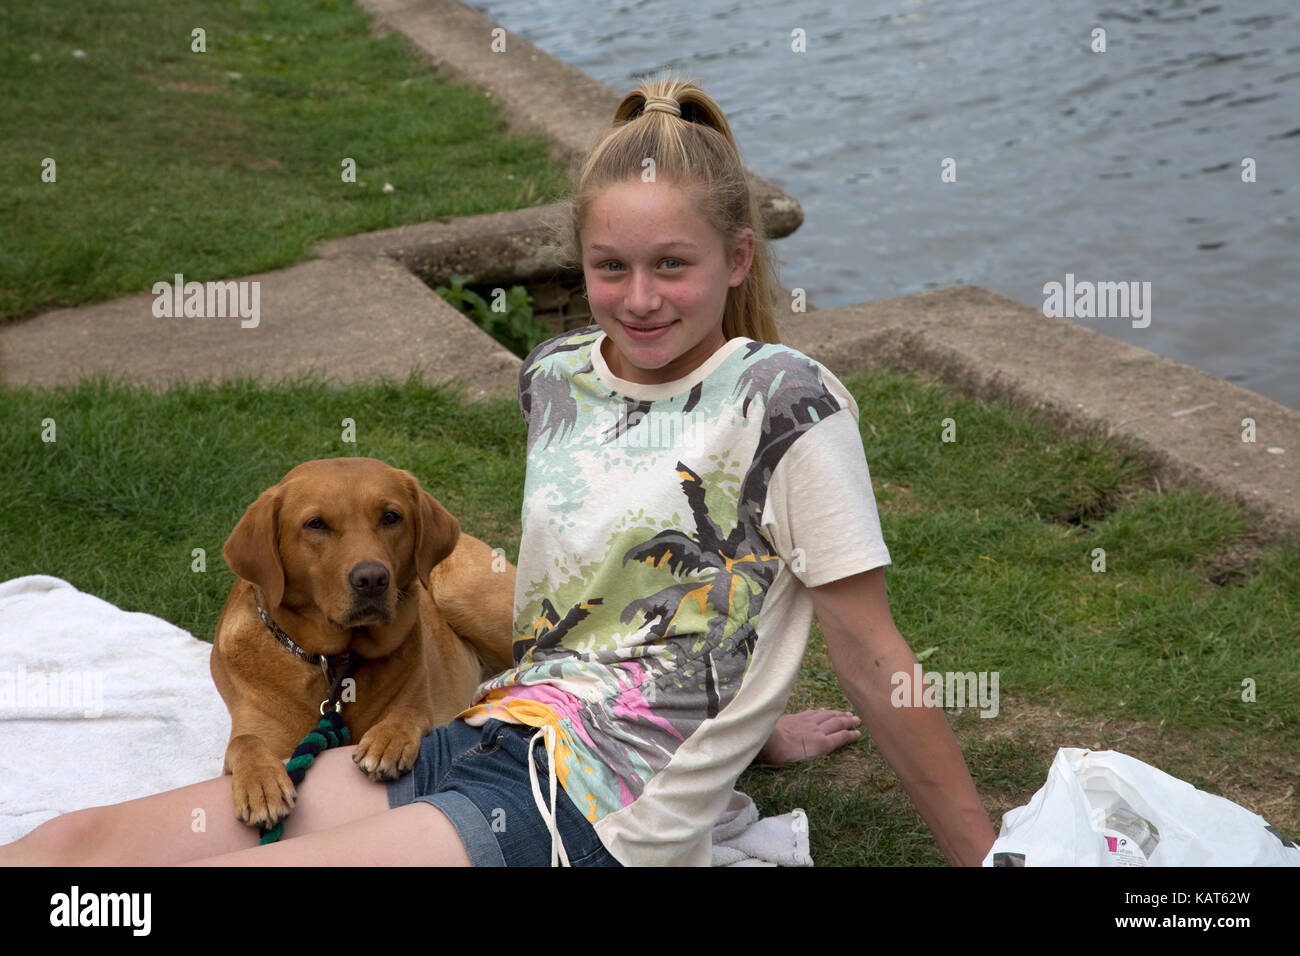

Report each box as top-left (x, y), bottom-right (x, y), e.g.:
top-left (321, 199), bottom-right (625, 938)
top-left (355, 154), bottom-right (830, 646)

top-left (211, 457), bottom-right (515, 827)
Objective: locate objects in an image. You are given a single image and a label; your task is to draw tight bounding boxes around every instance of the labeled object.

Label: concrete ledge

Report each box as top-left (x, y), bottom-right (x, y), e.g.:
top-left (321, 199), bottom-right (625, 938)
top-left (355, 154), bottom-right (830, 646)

top-left (0, 255), bottom-right (519, 400)
top-left (317, 204), bottom-right (568, 285)
top-left (779, 286), bottom-right (1299, 543)
top-left (356, 0), bottom-right (804, 240)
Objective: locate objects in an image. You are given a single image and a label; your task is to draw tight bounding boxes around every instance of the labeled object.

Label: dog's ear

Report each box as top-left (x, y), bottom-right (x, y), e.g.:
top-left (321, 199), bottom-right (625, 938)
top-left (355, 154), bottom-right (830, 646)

top-left (404, 471), bottom-right (460, 589)
top-left (223, 485), bottom-right (286, 608)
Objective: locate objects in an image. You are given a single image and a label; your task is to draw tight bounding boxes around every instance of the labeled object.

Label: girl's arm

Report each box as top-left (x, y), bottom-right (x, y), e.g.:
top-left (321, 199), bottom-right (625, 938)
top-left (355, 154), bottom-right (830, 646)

top-left (810, 566), bottom-right (997, 866)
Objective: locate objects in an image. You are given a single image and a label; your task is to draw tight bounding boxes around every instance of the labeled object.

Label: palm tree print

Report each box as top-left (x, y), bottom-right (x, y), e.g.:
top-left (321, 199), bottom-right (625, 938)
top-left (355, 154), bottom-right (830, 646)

top-left (621, 462), bottom-right (780, 715)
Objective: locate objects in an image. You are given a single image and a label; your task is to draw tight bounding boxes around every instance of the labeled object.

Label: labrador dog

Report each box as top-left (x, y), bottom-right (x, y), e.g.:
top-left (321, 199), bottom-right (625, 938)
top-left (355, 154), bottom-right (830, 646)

top-left (211, 457), bottom-right (515, 827)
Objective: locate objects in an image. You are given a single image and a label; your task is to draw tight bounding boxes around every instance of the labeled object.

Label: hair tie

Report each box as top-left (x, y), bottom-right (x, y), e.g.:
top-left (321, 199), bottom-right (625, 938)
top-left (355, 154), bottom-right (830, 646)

top-left (642, 96), bottom-right (681, 118)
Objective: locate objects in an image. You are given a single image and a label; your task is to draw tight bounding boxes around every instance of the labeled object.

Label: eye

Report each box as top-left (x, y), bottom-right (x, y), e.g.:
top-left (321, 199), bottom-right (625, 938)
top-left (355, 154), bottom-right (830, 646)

top-left (661, 258), bottom-right (684, 270)
top-left (598, 261), bottom-right (625, 273)
top-left (304, 517), bottom-right (328, 531)
top-left (381, 511), bottom-right (402, 526)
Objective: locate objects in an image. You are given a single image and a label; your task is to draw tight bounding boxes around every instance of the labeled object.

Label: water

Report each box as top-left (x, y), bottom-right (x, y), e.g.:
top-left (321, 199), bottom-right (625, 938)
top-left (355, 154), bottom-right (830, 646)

top-left (469, 0), bottom-right (1300, 410)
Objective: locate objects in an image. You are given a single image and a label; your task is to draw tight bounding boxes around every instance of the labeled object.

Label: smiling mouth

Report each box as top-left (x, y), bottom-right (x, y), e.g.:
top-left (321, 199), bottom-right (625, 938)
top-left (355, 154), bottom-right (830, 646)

top-left (620, 319), bottom-right (676, 338)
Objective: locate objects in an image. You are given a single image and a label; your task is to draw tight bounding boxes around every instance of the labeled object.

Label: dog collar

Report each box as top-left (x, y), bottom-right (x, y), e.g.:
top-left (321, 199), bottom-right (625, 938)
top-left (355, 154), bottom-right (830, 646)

top-left (252, 586), bottom-right (315, 662)
top-left (252, 587), bottom-right (365, 713)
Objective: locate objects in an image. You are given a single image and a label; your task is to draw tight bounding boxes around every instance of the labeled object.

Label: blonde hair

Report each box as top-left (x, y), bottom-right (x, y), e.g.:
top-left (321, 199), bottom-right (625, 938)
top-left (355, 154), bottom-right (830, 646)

top-left (551, 70), bottom-right (781, 345)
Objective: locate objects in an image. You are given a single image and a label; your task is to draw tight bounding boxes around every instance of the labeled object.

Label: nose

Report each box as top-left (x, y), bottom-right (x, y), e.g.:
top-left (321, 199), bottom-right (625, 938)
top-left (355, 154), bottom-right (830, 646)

top-left (625, 267), bottom-right (661, 316)
top-left (349, 562), bottom-right (390, 598)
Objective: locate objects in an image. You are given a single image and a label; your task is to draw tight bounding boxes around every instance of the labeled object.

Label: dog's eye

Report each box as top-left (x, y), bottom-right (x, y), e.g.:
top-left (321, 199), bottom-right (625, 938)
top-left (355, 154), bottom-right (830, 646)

top-left (381, 511), bottom-right (402, 526)
top-left (304, 517), bottom-right (328, 531)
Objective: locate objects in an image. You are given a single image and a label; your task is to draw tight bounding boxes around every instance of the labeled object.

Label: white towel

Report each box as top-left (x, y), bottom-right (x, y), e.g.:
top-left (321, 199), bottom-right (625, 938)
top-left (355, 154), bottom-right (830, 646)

top-left (0, 575), bottom-right (229, 845)
top-left (0, 575), bottom-right (814, 865)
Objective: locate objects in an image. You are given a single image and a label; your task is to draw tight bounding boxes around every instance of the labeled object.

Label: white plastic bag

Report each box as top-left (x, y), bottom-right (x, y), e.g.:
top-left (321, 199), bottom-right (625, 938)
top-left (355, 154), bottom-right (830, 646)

top-left (982, 747), bottom-right (1300, 866)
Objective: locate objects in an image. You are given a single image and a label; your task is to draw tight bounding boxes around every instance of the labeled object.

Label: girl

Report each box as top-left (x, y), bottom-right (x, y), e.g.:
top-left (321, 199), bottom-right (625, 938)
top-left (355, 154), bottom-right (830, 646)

top-left (1, 73), bottom-right (995, 867)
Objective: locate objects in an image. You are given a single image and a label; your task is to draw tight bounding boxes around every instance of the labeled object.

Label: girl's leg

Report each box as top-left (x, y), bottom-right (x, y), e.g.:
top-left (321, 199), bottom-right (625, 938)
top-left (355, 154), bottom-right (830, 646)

top-left (0, 745), bottom-right (429, 866)
top-left (187, 802), bottom-right (470, 866)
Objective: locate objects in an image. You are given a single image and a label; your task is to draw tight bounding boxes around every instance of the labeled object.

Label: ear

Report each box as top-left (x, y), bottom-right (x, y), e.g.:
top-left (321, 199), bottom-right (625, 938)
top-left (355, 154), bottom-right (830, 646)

top-left (405, 471), bottom-right (460, 589)
top-left (223, 485), bottom-right (286, 608)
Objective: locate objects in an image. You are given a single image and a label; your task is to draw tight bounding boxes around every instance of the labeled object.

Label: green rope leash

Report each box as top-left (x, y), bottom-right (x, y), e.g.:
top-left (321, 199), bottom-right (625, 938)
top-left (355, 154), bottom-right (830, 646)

top-left (259, 709), bottom-right (350, 845)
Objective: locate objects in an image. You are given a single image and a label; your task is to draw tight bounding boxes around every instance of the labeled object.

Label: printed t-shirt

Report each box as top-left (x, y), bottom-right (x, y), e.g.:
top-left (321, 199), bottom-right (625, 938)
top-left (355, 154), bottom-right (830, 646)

top-left (458, 325), bottom-right (891, 865)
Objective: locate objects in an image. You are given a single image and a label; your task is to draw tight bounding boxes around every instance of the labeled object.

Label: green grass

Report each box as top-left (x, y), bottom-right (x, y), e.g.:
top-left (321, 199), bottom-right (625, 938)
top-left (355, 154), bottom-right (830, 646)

top-left (3, 369), bottom-right (1296, 864)
top-left (0, 0), bottom-right (574, 319)
top-left (0, 374), bottom-right (527, 640)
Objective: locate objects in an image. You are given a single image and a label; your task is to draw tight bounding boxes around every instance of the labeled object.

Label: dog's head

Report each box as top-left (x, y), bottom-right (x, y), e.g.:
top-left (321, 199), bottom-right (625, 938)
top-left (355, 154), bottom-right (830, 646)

top-left (223, 458), bottom-right (459, 653)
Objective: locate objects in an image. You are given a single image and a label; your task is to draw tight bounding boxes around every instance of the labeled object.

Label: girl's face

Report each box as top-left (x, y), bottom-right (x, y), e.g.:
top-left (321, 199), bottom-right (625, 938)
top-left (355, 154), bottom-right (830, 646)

top-left (582, 177), bottom-right (754, 386)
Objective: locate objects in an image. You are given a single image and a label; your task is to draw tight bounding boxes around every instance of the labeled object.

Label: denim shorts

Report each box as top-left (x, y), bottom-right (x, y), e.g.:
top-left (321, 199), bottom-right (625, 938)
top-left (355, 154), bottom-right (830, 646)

top-left (387, 717), bottom-right (622, 867)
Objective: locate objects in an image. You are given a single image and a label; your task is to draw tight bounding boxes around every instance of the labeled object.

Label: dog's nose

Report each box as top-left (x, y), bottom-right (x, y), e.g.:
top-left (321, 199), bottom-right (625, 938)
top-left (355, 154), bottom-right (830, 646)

top-left (349, 562), bottom-right (390, 598)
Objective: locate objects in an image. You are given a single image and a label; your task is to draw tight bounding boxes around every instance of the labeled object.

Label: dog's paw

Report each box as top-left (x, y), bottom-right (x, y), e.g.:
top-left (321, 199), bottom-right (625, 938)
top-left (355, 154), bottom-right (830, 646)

top-left (231, 762), bottom-right (297, 828)
top-left (353, 724), bottom-right (421, 782)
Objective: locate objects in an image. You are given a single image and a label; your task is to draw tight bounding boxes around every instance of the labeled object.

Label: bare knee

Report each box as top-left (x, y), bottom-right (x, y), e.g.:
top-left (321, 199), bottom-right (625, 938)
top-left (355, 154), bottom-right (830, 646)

top-left (7, 807), bottom-right (107, 865)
